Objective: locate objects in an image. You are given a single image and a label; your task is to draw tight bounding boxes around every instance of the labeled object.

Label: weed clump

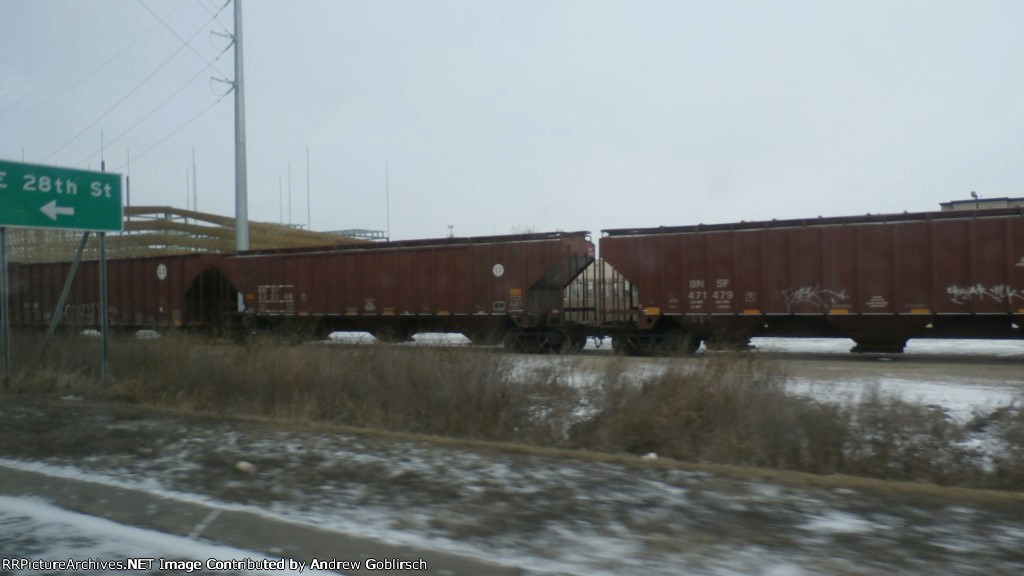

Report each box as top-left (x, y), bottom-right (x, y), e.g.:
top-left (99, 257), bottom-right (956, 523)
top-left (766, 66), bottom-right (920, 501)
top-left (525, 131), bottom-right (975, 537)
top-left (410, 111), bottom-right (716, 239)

top-left (573, 356), bottom-right (849, 473)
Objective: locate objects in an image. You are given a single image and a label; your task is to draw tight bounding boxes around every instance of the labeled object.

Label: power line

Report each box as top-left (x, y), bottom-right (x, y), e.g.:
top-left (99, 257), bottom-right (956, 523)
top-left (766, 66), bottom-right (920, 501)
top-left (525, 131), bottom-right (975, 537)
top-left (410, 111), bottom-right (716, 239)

top-left (137, 0), bottom-right (228, 78)
top-left (74, 42), bottom-right (231, 167)
top-left (195, 0), bottom-right (232, 36)
top-left (0, 0), bottom-right (191, 128)
top-left (110, 95), bottom-right (227, 171)
top-left (40, 3), bottom-right (229, 164)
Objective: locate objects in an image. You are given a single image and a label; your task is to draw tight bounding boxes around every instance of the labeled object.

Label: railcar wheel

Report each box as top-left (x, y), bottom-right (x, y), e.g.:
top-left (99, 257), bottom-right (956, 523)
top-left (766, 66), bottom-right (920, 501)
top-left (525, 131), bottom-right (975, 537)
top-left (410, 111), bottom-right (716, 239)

top-left (553, 332), bottom-right (584, 355)
top-left (502, 328), bottom-right (525, 352)
top-left (466, 331), bottom-right (503, 346)
top-left (573, 336), bottom-right (587, 353)
top-left (522, 334), bottom-right (546, 354)
top-left (686, 336), bottom-right (702, 354)
top-left (657, 332), bottom-right (700, 355)
top-left (611, 335), bottom-right (637, 356)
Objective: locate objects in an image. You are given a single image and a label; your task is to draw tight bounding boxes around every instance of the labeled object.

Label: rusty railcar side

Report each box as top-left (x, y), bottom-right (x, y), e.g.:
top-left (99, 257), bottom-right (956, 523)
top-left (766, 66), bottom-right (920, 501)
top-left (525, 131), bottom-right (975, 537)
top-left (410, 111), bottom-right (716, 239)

top-left (601, 209), bottom-right (1024, 353)
top-left (7, 253), bottom-right (228, 331)
top-left (217, 231), bottom-right (595, 350)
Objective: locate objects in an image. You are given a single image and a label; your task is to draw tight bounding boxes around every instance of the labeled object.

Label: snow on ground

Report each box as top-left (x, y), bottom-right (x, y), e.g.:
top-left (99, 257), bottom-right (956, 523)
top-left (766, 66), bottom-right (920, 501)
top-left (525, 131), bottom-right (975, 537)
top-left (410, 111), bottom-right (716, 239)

top-left (1, 413), bottom-right (1022, 576)
top-left (330, 334), bottom-right (1023, 459)
top-left (511, 338), bottom-right (1024, 418)
top-left (326, 330), bottom-right (1024, 361)
top-left (750, 336), bottom-right (1024, 357)
top-left (784, 375), bottom-right (1020, 422)
top-left (327, 332), bottom-right (472, 346)
top-left (0, 496), bottom-right (335, 575)
top-left (506, 337), bottom-right (1024, 477)
top-left (327, 331), bottom-right (1024, 359)
top-left (247, 331), bottom-right (1024, 474)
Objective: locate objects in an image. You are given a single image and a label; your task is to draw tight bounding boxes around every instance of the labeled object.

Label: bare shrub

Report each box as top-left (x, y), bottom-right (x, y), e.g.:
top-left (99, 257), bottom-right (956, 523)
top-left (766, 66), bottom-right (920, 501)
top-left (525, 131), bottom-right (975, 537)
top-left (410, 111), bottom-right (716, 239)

top-left (566, 356), bottom-right (1024, 489)
top-left (571, 356), bottom-right (848, 473)
top-left (964, 395), bottom-right (1024, 486)
top-left (841, 387), bottom-right (981, 485)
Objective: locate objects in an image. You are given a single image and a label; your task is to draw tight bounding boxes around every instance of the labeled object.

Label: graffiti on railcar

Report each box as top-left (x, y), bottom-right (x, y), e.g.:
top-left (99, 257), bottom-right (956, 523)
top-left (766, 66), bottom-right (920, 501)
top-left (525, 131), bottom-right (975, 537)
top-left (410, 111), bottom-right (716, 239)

top-left (782, 286), bottom-right (848, 312)
top-left (63, 303), bottom-right (118, 324)
top-left (947, 284), bottom-right (1024, 305)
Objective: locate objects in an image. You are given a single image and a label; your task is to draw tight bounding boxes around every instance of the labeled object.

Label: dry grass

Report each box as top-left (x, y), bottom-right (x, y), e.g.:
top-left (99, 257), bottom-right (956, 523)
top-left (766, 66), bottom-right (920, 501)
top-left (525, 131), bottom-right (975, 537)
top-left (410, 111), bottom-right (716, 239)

top-left (14, 332), bottom-right (576, 444)
top-left (10, 331), bottom-right (1024, 490)
top-left (571, 358), bottom-right (849, 473)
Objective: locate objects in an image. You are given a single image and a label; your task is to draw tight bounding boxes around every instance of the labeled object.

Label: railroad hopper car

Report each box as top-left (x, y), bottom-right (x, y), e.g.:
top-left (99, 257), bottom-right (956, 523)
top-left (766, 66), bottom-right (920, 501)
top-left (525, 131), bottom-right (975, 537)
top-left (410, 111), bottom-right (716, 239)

top-left (7, 253), bottom-right (229, 330)
top-left (600, 208), bottom-right (1024, 353)
top-left (215, 231), bottom-right (596, 351)
top-left (7, 232), bottom-right (596, 350)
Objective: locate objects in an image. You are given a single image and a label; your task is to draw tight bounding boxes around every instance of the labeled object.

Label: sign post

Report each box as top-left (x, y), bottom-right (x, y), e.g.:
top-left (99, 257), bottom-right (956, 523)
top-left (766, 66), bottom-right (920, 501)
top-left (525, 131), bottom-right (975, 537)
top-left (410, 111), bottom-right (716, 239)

top-left (0, 159), bottom-right (123, 388)
top-left (0, 228), bottom-right (9, 388)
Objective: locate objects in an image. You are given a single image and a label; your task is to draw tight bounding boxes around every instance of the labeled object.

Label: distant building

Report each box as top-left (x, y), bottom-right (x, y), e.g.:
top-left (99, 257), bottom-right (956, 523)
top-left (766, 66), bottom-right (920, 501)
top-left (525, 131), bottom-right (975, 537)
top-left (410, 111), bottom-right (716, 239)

top-left (940, 197), bottom-right (1024, 211)
top-left (328, 229), bottom-right (389, 241)
top-left (5, 206), bottom-right (367, 263)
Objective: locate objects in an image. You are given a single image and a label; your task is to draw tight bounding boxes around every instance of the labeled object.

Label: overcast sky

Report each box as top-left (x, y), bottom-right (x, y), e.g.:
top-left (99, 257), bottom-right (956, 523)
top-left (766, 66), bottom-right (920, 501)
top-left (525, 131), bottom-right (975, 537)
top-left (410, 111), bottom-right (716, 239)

top-left (2, 0), bottom-right (1022, 241)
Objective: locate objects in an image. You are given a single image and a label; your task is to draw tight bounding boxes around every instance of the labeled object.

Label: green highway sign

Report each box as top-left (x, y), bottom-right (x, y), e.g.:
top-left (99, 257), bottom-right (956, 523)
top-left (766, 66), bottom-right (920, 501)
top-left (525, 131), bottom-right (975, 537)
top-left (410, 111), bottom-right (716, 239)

top-left (0, 159), bottom-right (123, 232)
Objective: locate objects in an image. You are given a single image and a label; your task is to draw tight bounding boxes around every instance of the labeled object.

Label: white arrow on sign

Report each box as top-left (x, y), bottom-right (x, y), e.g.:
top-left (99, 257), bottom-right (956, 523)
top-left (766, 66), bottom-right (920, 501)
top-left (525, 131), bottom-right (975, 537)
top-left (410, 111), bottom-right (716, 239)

top-left (40, 199), bottom-right (75, 221)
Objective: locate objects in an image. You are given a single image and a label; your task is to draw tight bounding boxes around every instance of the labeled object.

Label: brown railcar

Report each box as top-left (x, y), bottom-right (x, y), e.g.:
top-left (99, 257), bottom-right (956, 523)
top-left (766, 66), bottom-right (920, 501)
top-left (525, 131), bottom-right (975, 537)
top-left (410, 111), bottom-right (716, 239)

top-left (217, 231), bottom-right (595, 351)
top-left (5, 232), bottom-right (595, 351)
top-left (7, 253), bottom-right (231, 331)
top-left (15, 209), bottom-right (1024, 355)
top-left (601, 208), bottom-right (1024, 353)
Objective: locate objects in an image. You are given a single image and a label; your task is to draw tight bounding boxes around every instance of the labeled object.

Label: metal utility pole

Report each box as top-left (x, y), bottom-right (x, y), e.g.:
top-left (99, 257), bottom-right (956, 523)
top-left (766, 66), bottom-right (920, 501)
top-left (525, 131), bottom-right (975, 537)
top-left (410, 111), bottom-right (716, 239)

top-left (385, 162), bottom-right (391, 241)
top-left (126, 149), bottom-right (131, 221)
top-left (234, 0), bottom-right (249, 252)
top-left (192, 146), bottom-right (198, 212)
top-left (306, 145), bottom-right (311, 230)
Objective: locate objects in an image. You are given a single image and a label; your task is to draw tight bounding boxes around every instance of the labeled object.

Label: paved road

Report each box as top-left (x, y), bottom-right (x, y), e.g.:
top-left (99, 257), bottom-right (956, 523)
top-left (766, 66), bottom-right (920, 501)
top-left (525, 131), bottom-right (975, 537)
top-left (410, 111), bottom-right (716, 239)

top-left (0, 464), bottom-right (520, 575)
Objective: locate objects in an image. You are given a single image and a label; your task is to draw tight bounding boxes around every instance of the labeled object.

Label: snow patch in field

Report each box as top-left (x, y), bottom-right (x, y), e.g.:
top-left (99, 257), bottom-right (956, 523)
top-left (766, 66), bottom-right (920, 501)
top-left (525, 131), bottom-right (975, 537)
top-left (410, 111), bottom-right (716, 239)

top-left (750, 337), bottom-right (1024, 357)
top-left (784, 377), bottom-right (1020, 423)
top-left (405, 332), bottom-right (472, 346)
top-left (326, 331), bottom-right (375, 344)
top-left (326, 331), bottom-right (472, 346)
top-left (802, 510), bottom-right (880, 534)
